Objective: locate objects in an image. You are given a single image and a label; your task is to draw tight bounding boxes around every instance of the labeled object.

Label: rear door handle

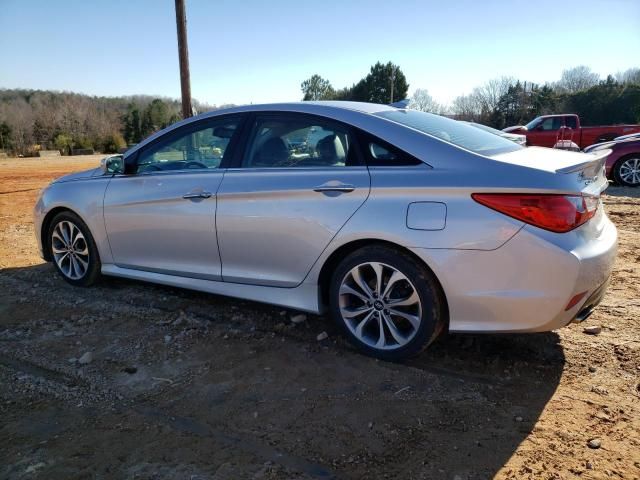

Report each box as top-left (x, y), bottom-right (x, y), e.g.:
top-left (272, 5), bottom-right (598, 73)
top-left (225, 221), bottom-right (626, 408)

top-left (182, 191), bottom-right (213, 199)
top-left (313, 183), bottom-right (355, 193)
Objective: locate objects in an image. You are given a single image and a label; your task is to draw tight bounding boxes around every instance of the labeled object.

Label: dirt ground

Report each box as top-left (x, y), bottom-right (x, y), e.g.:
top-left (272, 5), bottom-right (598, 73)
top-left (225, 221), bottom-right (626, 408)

top-left (1, 155), bottom-right (638, 480)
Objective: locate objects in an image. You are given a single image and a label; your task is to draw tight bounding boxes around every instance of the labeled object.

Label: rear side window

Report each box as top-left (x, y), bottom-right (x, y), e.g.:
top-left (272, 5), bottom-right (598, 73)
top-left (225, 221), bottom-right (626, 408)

top-left (565, 116), bottom-right (578, 129)
top-left (375, 109), bottom-right (522, 156)
top-left (357, 130), bottom-right (422, 166)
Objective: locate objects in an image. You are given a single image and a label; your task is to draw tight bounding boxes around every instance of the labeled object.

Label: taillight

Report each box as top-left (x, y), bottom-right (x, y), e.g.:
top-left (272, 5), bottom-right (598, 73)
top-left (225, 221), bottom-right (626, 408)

top-left (471, 193), bottom-right (599, 233)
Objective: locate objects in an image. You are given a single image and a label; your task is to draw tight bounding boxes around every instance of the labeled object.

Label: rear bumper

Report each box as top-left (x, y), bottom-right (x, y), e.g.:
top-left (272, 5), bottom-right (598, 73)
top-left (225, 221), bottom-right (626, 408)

top-left (410, 211), bottom-right (617, 333)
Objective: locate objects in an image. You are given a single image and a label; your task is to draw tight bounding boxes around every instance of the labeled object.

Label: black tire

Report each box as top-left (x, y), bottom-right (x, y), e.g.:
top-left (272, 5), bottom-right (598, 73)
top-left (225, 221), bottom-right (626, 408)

top-left (329, 245), bottom-right (446, 361)
top-left (47, 211), bottom-right (102, 287)
top-left (612, 154), bottom-right (640, 187)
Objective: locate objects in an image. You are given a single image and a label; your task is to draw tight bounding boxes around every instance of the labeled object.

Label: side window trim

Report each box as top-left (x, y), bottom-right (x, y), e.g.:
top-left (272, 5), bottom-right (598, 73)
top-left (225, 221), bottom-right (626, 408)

top-left (123, 113), bottom-right (247, 175)
top-left (232, 112), bottom-right (365, 169)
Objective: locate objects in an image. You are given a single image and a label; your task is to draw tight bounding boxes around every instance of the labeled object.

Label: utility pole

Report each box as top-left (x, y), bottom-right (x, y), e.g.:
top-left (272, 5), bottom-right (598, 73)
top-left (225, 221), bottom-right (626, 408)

top-left (390, 65), bottom-right (397, 103)
top-left (175, 0), bottom-right (193, 119)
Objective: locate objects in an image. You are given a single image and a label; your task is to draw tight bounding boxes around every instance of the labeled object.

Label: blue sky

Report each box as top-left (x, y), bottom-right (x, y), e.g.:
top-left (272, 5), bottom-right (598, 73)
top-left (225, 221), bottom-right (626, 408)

top-left (1, 0), bottom-right (638, 106)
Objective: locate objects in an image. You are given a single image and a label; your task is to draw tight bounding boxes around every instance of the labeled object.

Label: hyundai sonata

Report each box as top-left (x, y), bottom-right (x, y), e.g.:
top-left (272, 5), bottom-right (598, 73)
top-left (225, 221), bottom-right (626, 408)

top-left (34, 102), bottom-right (617, 360)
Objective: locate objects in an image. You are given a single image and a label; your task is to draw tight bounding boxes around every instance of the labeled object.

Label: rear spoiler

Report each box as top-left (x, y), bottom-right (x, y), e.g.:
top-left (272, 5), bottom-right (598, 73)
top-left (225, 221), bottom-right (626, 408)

top-left (555, 149), bottom-right (610, 174)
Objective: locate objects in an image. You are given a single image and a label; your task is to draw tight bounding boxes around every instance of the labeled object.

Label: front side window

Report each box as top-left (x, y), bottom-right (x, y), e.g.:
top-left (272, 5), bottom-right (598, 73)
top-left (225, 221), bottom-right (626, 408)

top-left (540, 117), bottom-right (563, 131)
top-left (135, 118), bottom-right (239, 173)
top-left (525, 117), bottom-right (543, 130)
top-left (243, 116), bottom-right (356, 168)
top-left (376, 110), bottom-right (521, 156)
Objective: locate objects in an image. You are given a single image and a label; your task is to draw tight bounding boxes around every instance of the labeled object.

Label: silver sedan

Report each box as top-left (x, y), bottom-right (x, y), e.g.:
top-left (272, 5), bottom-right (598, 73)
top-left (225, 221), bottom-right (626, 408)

top-left (34, 102), bottom-right (617, 360)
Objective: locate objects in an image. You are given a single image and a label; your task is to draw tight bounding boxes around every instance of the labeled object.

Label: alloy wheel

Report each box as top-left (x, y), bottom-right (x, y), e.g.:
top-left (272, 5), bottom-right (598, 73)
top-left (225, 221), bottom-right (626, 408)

top-left (338, 262), bottom-right (422, 350)
top-left (51, 220), bottom-right (90, 280)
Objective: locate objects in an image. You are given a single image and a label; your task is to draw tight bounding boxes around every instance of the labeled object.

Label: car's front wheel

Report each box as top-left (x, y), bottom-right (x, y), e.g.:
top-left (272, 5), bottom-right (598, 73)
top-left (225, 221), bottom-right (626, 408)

top-left (613, 155), bottom-right (640, 187)
top-left (48, 211), bottom-right (101, 286)
top-left (329, 245), bottom-right (446, 361)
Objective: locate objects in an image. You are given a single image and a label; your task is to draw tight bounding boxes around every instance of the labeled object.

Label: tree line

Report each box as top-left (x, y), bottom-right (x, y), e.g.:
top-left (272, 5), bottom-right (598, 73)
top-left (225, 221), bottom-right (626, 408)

top-left (447, 66), bottom-right (640, 129)
top-left (0, 90), bottom-right (218, 156)
top-left (301, 65), bottom-right (640, 128)
top-left (1, 64), bottom-right (638, 157)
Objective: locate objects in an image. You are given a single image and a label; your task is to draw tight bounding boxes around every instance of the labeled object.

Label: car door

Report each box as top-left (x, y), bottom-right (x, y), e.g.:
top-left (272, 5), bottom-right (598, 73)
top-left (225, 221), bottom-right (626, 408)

top-left (103, 114), bottom-right (245, 280)
top-left (535, 116), bottom-right (564, 147)
top-left (216, 112), bottom-right (371, 287)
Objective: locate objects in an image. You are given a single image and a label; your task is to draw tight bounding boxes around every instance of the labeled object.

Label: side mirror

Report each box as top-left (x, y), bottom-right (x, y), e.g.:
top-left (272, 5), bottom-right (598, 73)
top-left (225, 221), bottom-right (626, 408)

top-left (100, 154), bottom-right (124, 175)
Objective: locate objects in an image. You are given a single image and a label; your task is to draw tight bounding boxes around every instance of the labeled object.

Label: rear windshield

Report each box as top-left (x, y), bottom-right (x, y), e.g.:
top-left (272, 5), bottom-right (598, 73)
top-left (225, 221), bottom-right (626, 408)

top-left (375, 110), bottom-right (523, 156)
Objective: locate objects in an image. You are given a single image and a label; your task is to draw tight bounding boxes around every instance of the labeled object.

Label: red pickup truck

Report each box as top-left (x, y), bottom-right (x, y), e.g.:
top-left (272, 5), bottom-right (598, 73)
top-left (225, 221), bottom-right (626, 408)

top-left (503, 114), bottom-right (640, 149)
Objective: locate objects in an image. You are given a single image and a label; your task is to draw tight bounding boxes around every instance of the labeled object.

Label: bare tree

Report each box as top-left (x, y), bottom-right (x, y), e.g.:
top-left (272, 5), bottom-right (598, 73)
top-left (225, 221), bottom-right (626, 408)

top-left (408, 88), bottom-right (445, 113)
top-left (615, 67), bottom-right (640, 85)
top-left (556, 66), bottom-right (599, 93)
top-left (451, 94), bottom-right (482, 121)
top-left (1, 98), bottom-right (34, 155)
top-left (472, 76), bottom-right (515, 114)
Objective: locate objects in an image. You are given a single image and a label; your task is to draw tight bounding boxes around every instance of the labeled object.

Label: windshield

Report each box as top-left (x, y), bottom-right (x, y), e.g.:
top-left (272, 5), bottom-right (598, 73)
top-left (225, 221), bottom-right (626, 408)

top-left (525, 117), bottom-right (542, 130)
top-left (376, 110), bottom-right (522, 156)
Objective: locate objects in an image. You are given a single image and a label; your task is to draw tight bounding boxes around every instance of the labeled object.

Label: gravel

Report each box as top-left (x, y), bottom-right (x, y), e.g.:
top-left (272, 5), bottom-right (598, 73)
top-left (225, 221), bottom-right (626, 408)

top-left (583, 325), bottom-right (602, 335)
top-left (77, 352), bottom-right (93, 364)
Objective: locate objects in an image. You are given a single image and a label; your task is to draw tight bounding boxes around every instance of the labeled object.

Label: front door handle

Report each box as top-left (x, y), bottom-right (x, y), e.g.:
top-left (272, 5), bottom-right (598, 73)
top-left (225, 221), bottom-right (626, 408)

top-left (313, 183), bottom-right (355, 193)
top-left (182, 191), bottom-right (213, 199)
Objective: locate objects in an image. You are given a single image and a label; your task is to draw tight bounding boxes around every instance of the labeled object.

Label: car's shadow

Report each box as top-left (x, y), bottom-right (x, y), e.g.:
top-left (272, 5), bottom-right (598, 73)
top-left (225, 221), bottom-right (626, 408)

top-left (1, 263), bottom-right (565, 479)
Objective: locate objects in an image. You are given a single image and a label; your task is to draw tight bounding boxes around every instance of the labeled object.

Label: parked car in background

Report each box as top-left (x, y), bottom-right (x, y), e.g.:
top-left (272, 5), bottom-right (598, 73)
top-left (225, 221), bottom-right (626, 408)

top-left (504, 114), bottom-right (640, 149)
top-left (584, 136), bottom-right (640, 187)
top-left (461, 121), bottom-right (527, 146)
top-left (614, 132), bottom-right (640, 142)
top-left (34, 102), bottom-right (617, 360)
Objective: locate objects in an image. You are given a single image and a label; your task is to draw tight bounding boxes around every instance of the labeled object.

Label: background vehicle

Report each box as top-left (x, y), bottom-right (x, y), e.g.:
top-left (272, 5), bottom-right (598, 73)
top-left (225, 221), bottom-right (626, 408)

top-left (584, 136), bottom-right (640, 186)
top-left (34, 102), bottom-right (617, 361)
top-left (504, 114), bottom-right (640, 149)
top-left (614, 132), bottom-right (640, 142)
top-left (461, 121), bottom-right (527, 146)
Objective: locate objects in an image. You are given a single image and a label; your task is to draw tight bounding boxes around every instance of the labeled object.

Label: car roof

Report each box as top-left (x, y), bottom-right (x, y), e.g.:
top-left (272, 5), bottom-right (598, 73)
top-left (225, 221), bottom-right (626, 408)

top-left (127, 101), bottom-right (397, 156)
top-left (204, 101), bottom-right (396, 116)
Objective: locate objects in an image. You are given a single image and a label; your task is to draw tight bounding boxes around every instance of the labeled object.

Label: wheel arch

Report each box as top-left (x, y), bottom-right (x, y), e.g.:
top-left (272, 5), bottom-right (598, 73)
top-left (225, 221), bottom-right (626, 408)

top-left (317, 238), bottom-right (450, 330)
top-left (41, 206), bottom-right (82, 261)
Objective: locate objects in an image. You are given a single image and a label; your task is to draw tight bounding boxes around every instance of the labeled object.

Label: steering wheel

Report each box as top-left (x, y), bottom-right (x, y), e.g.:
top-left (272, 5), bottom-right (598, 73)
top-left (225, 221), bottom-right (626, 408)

top-left (184, 161), bottom-right (207, 169)
top-left (142, 164), bottom-right (163, 172)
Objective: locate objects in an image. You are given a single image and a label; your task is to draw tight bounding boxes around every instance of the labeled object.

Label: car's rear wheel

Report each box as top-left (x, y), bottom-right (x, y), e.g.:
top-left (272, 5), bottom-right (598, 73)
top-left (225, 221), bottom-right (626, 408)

top-left (613, 155), bottom-right (640, 187)
top-left (48, 211), bottom-right (101, 286)
top-left (329, 245), bottom-right (445, 361)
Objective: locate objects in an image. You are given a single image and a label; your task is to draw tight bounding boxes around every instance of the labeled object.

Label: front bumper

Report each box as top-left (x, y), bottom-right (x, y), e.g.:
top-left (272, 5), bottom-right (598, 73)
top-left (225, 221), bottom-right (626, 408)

top-left (410, 211), bottom-right (618, 333)
top-left (34, 194), bottom-right (46, 260)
